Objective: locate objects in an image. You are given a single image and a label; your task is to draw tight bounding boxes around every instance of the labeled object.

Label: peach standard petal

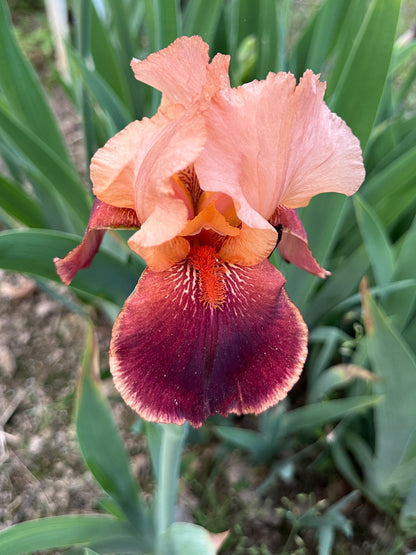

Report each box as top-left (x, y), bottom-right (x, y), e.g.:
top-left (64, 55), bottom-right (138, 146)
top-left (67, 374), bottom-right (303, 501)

top-left (91, 106), bottom-right (192, 211)
top-left (277, 70), bottom-right (365, 208)
top-left (131, 36), bottom-right (230, 111)
top-left (195, 72), bottom-right (296, 225)
top-left (130, 108), bottom-right (207, 251)
top-left (195, 70), bottom-right (365, 224)
top-left (91, 117), bottom-right (167, 209)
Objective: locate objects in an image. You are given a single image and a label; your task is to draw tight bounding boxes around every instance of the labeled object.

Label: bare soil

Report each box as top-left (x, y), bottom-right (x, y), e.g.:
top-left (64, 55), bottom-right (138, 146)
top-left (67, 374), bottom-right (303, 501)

top-left (0, 271), bottom-right (100, 526)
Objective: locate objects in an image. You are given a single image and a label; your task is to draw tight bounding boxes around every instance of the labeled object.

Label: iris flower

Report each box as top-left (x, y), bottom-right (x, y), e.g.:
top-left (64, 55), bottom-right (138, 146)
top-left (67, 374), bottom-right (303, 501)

top-left (55, 36), bottom-right (365, 428)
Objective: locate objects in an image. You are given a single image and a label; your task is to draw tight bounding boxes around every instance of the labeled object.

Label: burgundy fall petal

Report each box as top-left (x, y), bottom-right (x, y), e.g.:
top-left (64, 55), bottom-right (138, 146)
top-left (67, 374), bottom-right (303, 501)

top-left (270, 206), bottom-right (330, 278)
top-left (54, 199), bottom-right (140, 285)
top-left (110, 258), bottom-right (308, 428)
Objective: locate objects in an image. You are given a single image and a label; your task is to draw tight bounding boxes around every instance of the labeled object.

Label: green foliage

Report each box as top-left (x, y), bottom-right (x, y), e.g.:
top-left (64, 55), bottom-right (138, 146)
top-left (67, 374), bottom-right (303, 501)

top-left (0, 229), bottom-right (141, 306)
top-left (0, 514), bottom-right (144, 555)
top-left (13, 10), bottom-right (54, 80)
top-left (353, 195), bottom-right (395, 286)
top-left (331, 286), bottom-right (416, 514)
top-left (0, 0), bottom-right (89, 235)
top-left (0, 3), bottom-right (67, 158)
top-left (75, 325), bottom-right (150, 534)
top-left (158, 522), bottom-right (221, 555)
top-left (278, 492), bottom-right (358, 555)
top-left (216, 396), bottom-right (380, 464)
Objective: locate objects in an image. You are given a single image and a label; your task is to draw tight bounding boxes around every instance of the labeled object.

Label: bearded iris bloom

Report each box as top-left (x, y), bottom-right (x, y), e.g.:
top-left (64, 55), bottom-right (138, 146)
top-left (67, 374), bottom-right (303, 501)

top-left (55, 36), bottom-right (365, 428)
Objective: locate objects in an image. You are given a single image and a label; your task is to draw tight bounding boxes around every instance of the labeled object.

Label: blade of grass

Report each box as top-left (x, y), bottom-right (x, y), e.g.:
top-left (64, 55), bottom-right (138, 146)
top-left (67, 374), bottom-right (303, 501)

top-left (362, 283), bottom-right (416, 495)
top-left (72, 0), bottom-right (97, 163)
top-left (276, 0), bottom-right (292, 72)
top-left (89, 2), bottom-right (133, 114)
top-left (383, 215), bottom-right (416, 331)
top-left (329, 0), bottom-right (402, 149)
top-left (288, 0), bottom-right (351, 77)
top-left (324, 0), bottom-right (370, 95)
top-left (183, 0), bottom-right (223, 44)
top-left (0, 515), bottom-right (143, 555)
top-left (68, 48), bottom-right (131, 133)
top-left (0, 175), bottom-right (46, 228)
top-left (305, 0), bottom-right (352, 73)
top-left (283, 396), bottom-right (381, 435)
top-left (223, 0), bottom-right (239, 61)
top-left (0, 0), bottom-right (71, 164)
top-left (215, 426), bottom-right (269, 455)
top-left (0, 135), bottom-right (25, 183)
top-left (365, 115), bottom-right (416, 175)
top-left (353, 195), bottom-right (395, 286)
top-left (103, 0), bottom-right (146, 118)
top-left (331, 430), bottom-right (382, 508)
top-left (333, 280), bottom-right (416, 314)
top-left (144, 0), bottom-right (181, 53)
top-left (340, 143), bottom-right (416, 253)
top-left (257, 0), bottom-right (278, 78)
top-left (304, 245), bottom-right (369, 325)
top-left (76, 324), bottom-right (151, 539)
top-left (0, 101), bottom-right (90, 227)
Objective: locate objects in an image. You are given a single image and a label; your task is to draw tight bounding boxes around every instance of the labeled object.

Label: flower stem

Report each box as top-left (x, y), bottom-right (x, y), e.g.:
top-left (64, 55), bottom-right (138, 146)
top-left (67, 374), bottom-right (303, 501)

top-left (155, 423), bottom-right (188, 542)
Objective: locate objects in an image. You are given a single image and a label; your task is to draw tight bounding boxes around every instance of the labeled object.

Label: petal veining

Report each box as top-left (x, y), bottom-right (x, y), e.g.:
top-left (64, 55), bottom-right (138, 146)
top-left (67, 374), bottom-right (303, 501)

top-left (110, 257), bottom-right (308, 427)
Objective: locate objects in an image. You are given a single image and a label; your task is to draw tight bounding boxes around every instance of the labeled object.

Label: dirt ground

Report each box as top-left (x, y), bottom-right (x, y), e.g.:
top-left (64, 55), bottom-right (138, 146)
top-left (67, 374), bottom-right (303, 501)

top-left (0, 270), bottom-right (100, 526)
